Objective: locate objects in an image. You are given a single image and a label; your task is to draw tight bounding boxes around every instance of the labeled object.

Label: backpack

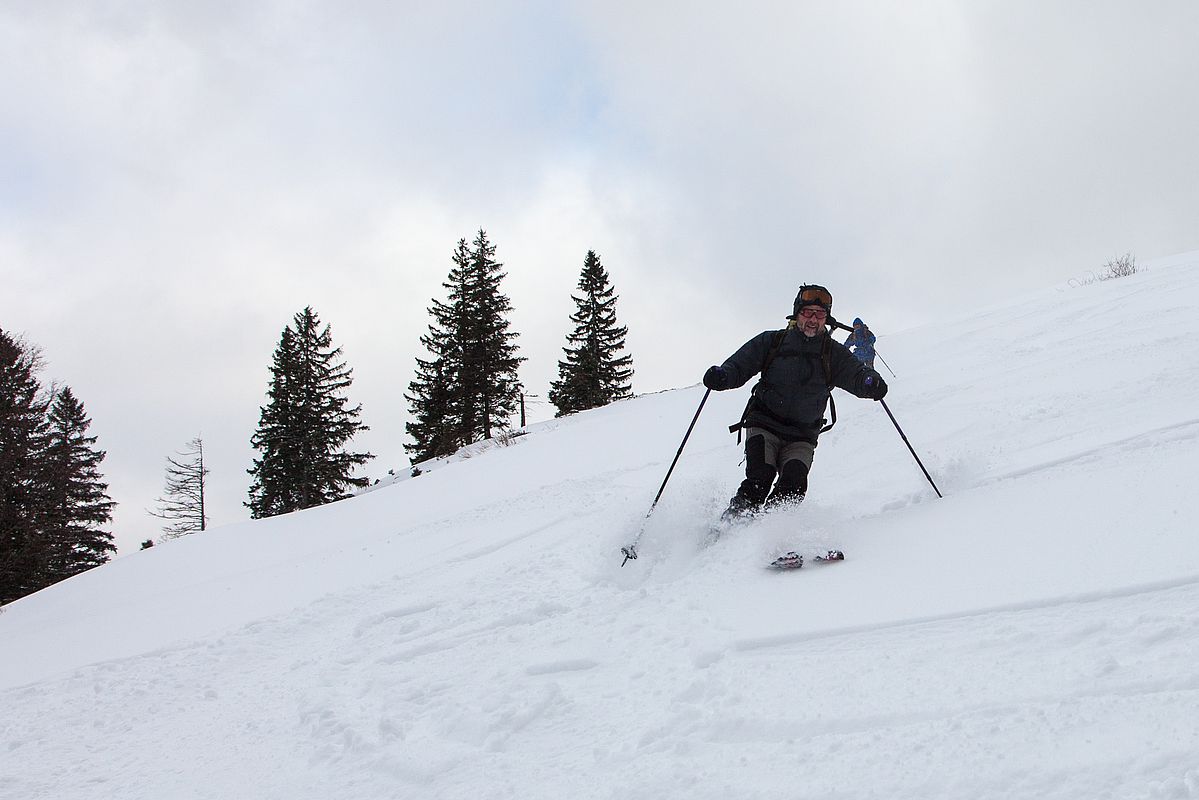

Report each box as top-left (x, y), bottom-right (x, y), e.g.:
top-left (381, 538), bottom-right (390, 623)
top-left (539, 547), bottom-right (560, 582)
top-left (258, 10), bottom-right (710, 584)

top-left (728, 326), bottom-right (837, 443)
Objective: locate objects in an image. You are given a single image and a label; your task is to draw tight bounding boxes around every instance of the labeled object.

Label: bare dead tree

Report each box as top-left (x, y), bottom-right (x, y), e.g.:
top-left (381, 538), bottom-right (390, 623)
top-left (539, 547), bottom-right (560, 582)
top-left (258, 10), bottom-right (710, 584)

top-left (148, 437), bottom-right (208, 539)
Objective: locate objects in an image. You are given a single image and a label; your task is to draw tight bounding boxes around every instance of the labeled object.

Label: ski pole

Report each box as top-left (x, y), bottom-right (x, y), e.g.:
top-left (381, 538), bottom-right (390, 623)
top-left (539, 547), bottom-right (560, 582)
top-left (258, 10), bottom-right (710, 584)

top-left (876, 352), bottom-right (896, 378)
top-left (620, 387), bottom-right (711, 566)
top-left (879, 398), bottom-right (943, 499)
top-left (826, 315), bottom-right (854, 334)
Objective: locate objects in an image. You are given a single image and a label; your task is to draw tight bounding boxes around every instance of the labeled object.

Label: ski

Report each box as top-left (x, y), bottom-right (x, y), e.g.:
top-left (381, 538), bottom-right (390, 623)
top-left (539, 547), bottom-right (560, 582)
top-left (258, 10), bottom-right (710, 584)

top-left (767, 549), bottom-right (845, 570)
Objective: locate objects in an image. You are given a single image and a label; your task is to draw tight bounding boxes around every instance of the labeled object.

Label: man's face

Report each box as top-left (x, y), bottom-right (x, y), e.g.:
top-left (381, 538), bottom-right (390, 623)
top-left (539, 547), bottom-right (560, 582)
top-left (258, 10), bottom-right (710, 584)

top-left (797, 305), bottom-right (827, 337)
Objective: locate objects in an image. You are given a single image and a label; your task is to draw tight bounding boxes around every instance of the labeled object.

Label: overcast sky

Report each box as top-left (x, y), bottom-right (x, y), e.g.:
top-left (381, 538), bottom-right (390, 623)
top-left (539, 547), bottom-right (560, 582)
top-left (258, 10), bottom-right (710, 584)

top-left (3, 0), bottom-right (1197, 554)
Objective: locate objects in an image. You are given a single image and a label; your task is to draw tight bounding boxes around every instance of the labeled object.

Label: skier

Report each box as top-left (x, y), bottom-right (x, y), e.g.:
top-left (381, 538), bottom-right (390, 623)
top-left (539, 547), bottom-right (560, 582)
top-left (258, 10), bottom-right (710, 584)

top-left (702, 284), bottom-right (887, 519)
top-left (843, 317), bottom-right (877, 368)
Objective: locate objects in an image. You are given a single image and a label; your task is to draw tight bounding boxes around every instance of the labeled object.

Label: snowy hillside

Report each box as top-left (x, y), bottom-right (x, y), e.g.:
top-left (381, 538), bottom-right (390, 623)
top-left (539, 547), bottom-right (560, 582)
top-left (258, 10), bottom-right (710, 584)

top-left (4, 253), bottom-right (1199, 799)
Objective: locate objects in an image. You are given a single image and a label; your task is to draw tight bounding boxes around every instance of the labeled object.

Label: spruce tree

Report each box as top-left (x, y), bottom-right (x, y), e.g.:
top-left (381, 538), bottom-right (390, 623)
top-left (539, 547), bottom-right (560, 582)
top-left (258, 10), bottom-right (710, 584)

top-left (248, 325), bottom-right (303, 517)
top-left (462, 229), bottom-right (524, 440)
top-left (41, 386), bottom-right (116, 582)
top-left (247, 307), bottom-right (373, 519)
top-left (0, 329), bottom-right (51, 604)
top-left (149, 436), bottom-right (208, 539)
top-left (1, 334), bottom-right (115, 603)
top-left (403, 305), bottom-right (462, 464)
top-left (405, 231), bottom-right (525, 461)
top-left (405, 239), bottom-right (472, 463)
top-left (548, 250), bottom-right (634, 416)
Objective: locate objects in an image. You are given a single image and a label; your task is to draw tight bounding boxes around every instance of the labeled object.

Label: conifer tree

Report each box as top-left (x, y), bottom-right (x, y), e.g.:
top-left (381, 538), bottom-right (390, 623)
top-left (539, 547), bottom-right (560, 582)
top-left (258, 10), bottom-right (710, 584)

top-left (403, 307), bottom-right (461, 464)
top-left (248, 325), bottom-right (302, 517)
top-left (149, 436), bottom-right (208, 539)
top-left (41, 386), bottom-right (116, 581)
top-left (461, 229), bottom-right (524, 440)
top-left (548, 250), bottom-right (634, 416)
top-left (247, 307), bottom-right (373, 519)
top-left (1, 333), bottom-right (115, 603)
top-left (405, 231), bottom-right (524, 461)
top-left (405, 239), bottom-right (471, 463)
top-left (0, 329), bottom-right (51, 604)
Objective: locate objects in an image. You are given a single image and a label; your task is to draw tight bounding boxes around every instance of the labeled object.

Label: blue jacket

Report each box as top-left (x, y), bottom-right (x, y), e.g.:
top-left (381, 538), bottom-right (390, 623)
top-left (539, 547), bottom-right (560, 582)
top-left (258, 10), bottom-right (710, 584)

top-left (843, 322), bottom-right (876, 364)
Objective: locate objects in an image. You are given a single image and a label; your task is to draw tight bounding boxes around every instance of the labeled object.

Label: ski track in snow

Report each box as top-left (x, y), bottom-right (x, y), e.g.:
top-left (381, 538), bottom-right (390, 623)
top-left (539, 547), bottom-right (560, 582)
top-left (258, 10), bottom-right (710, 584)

top-left (979, 416), bottom-right (1199, 487)
top-left (8, 566), bottom-right (1199, 799)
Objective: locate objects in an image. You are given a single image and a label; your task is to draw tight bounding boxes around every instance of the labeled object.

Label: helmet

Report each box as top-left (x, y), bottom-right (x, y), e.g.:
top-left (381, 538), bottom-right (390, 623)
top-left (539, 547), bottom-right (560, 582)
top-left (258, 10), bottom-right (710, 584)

top-left (789, 284), bottom-right (832, 319)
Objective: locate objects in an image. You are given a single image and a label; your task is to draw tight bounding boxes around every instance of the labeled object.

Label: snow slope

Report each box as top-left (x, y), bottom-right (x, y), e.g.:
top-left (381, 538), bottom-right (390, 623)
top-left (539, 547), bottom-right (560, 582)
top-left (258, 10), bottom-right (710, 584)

top-left (4, 253), bottom-right (1199, 799)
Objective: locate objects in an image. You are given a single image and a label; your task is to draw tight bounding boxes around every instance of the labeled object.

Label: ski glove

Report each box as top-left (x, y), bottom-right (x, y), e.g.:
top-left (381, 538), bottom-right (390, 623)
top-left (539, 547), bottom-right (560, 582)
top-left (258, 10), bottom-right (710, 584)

top-left (703, 365), bottom-right (729, 390)
top-left (861, 371), bottom-right (888, 400)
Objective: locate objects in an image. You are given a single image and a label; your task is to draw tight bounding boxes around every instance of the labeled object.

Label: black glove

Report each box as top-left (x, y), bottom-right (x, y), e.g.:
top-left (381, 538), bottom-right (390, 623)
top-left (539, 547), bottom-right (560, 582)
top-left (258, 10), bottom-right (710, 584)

top-left (861, 371), bottom-right (888, 401)
top-left (703, 365), bottom-right (729, 390)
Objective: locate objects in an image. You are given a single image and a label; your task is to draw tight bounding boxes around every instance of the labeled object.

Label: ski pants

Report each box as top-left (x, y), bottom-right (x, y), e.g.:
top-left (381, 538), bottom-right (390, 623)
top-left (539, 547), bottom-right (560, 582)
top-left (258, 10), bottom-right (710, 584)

top-left (728, 427), bottom-right (815, 513)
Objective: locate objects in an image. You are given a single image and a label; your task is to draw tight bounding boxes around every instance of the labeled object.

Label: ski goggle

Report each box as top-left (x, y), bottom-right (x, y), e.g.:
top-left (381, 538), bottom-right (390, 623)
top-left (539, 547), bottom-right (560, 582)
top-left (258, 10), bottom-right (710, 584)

top-left (797, 286), bottom-right (833, 308)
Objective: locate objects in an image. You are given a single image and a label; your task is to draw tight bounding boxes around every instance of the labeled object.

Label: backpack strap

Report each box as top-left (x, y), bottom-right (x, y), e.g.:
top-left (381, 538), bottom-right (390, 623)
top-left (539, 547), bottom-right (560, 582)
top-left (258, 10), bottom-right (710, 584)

top-left (820, 334), bottom-right (837, 433)
top-left (760, 328), bottom-right (789, 378)
top-left (728, 328), bottom-right (788, 442)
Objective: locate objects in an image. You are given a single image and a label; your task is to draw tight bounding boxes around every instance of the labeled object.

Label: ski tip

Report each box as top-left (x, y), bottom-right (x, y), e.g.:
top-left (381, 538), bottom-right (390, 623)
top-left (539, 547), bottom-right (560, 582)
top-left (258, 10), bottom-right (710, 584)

top-left (767, 551), bottom-right (804, 570)
top-left (768, 549), bottom-right (845, 569)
